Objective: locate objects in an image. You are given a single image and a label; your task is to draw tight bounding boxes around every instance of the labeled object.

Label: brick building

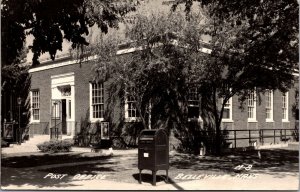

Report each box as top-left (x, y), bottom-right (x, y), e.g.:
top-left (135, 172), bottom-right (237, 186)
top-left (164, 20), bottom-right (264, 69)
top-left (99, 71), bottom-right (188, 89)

top-left (28, 48), bottom-right (299, 146)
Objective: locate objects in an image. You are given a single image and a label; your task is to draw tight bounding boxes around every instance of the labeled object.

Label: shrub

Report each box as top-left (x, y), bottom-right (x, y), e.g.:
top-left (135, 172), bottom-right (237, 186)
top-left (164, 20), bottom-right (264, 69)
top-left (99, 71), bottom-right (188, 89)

top-left (293, 126), bottom-right (299, 142)
top-left (174, 120), bottom-right (229, 155)
top-left (121, 122), bottom-right (143, 147)
top-left (1, 138), bottom-right (10, 148)
top-left (37, 140), bottom-right (72, 153)
top-left (111, 137), bottom-right (128, 149)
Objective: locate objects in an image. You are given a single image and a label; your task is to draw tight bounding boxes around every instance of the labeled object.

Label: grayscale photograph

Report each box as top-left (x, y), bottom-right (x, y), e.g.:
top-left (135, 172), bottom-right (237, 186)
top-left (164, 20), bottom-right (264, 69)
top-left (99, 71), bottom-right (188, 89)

top-left (1, 0), bottom-right (299, 190)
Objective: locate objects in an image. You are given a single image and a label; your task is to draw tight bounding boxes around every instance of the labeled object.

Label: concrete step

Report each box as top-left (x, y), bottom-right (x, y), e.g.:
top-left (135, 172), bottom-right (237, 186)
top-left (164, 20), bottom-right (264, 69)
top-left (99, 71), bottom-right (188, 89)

top-left (25, 135), bottom-right (50, 143)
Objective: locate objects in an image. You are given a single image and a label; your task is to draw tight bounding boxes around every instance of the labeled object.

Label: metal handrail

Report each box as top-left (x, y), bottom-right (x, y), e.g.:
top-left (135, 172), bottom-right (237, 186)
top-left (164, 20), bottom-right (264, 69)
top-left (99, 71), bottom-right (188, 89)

top-left (225, 128), bottom-right (297, 148)
top-left (184, 128), bottom-right (297, 148)
top-left (49, 122), bottom-right (62, 140)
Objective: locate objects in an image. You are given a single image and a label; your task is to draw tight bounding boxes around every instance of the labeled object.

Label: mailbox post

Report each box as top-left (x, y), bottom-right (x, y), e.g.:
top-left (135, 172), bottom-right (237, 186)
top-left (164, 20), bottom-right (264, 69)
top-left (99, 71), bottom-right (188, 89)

top-left (138, 129), bottom-right (169, 186)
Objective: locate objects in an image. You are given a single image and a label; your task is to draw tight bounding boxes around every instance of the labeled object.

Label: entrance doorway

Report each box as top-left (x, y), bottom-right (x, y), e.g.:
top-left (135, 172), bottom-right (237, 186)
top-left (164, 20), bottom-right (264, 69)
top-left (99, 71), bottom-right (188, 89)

top-left (61, 99), bottom-right (67, 134)
top-left (51, 72), bottom-right (75, 136)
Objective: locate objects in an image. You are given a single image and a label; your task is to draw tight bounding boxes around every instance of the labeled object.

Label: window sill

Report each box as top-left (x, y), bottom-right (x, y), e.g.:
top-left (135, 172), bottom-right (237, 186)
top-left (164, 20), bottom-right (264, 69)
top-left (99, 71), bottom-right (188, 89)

top-left (30, 121), bottom-right (40, 124)
top-left (222, 119), bottom-right (234, 123)
top-left (90, 118), bottom-right (104, 123)
top-left (125, 117), bottom-right (141, 122)
top-left (247, 120), bottom-right (258, 123)
top-left (282, 120), bottom-right (290, 123)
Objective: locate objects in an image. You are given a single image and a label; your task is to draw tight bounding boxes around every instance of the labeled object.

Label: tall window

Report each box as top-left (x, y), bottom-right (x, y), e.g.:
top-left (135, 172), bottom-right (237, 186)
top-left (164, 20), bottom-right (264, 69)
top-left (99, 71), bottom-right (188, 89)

top-left (282, 92), bottom-right (289, 121)
top-left (247, 91), bottom-right (256, 121)
top-left (31, 90), bottom-right (40, 121)
top-left (188, 87), bottom-right (200, 119)
top-left (125, 87), bottom-right (139, 119)
top-left (222, 97), bottom-right (232, 121)
top-left (90, 82), bottom-right (104, 120)
top-left (265, 90), bottom-right (273, 121)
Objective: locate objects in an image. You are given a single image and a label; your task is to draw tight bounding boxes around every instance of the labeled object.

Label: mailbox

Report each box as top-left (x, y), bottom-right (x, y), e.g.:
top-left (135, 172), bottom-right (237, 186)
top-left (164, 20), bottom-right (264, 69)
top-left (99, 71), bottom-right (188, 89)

top-left (138, 129), bottom-right (169, 186)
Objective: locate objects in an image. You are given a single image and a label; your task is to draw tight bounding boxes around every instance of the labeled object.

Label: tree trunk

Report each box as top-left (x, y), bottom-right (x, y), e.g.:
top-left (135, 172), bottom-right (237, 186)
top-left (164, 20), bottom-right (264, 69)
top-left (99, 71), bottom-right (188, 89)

top-left (215, 119), bottom-right (222, 155)
top-left (201, 85), bottom-right (223, 155)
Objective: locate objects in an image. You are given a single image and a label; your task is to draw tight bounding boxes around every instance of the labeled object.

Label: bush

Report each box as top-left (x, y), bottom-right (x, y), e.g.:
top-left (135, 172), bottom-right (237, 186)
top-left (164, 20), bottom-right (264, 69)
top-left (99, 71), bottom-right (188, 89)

top-left (37, 140), bottom-right (72, 153)
top-left (174, 120), bottom-right (229, 155)
top-left (121, 122), bottom-right (143, 147)
top-left (293, 126), bottom-right (299, 142)
top-left (111, 137), bottom-right (128, 149)
top-left (1, 138), bottom-right (10, 148)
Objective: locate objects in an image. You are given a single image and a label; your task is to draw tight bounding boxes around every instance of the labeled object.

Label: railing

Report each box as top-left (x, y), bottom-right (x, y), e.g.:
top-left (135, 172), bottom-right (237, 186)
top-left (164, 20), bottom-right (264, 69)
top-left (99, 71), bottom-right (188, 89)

top-left (50, 122), bottom-right (62, 140)
top-left (225, 128), bottom-right (297, 148)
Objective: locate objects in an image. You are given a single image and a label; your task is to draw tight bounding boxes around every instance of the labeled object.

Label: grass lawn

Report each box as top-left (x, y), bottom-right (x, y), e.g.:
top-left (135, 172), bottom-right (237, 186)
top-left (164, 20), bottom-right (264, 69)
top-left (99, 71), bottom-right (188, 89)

top-left (1, 147), bottom-right (298, 187)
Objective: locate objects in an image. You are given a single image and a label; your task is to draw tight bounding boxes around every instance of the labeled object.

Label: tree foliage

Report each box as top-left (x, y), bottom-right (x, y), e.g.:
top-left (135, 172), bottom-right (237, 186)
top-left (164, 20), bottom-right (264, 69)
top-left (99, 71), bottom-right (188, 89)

top-left (91, 1), bottom-right (298, 154)
top-left (170, 0), bottom-right (299, 154)
top-left (1, 0), bottom-right (138, 66)
top-left (1, 64), bottom-right (31, 127)
top-left (91, 3), bottom-right (298, 153)
top-left (91, 12), bottom-right (217, 152)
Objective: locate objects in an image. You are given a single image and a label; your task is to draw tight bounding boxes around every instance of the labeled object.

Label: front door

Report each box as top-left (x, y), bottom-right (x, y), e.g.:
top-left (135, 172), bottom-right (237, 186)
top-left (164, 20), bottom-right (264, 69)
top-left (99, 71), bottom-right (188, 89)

top-left (61, 99), bottom-right (67, 134)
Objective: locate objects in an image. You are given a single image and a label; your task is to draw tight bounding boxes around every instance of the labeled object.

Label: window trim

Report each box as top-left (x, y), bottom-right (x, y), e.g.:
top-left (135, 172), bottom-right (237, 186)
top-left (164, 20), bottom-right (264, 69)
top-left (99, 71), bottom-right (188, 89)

top-left (282, 92), bottom-right (289, 122)
top-left (124, 87), bottom-right (140, 122)
top-left (247, 91), bottom-right (257, 122)
top-left (30, 90), bottom-right (40, 123)
top-left (222, 97), bottom-right (233, 122)
top-left (265, 90), bottom-right (274, 122)
top-left (187, 87), bottom-right (202, 121)
top-left (89, 82), bottom-right (104, 122)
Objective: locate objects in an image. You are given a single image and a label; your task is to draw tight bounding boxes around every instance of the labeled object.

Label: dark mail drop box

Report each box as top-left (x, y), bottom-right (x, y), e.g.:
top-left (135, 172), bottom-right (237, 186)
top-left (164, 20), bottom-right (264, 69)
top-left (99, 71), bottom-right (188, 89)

top-left (138, 129), bottom-right (169, 185)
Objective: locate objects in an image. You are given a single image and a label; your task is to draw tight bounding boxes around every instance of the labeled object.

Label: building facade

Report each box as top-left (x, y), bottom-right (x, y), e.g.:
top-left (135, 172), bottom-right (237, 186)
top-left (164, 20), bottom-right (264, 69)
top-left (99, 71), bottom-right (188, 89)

top-left (28, 53), bottom-right (299, 146)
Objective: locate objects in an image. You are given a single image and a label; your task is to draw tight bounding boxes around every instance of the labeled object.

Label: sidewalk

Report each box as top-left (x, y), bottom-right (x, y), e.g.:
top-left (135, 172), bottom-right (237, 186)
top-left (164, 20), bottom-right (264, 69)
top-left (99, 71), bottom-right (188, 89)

top-left (2, 171), bottom-right (298, 190)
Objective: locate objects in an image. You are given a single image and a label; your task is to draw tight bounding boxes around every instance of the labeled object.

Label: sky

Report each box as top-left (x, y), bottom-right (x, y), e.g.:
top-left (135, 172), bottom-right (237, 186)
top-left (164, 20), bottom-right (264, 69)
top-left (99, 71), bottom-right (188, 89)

top-left (25, 0), bottom-right (204, 63)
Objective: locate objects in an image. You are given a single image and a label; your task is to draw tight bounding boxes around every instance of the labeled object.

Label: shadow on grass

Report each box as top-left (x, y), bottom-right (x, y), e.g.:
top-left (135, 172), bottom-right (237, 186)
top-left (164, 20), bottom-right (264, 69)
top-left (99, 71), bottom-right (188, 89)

top-left (2, 153), bottom-right (118, 168)
top-left (1, 153), bottom-right (119, 188)
top-left (40, 162), bottom-right (118, 174)
top-left (1, 166), bottom-right (79, 188)
top-left (170, 149), bottom-right (299, 178)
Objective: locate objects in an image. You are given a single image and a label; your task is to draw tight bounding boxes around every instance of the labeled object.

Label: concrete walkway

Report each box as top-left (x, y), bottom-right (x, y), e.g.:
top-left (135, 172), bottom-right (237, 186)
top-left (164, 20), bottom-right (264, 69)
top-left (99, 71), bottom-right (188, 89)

top-left (2, 171), bottom-right (298, 190)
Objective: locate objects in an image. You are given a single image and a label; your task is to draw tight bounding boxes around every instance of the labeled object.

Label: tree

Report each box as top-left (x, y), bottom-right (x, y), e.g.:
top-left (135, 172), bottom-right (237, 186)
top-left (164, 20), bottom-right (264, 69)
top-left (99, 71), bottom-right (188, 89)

top-left (171, 0), bottom-right (299, 154)
top-left (1, 44), bottom-right (30, 127)
top-left (91, 1), bottom-right (298, 154)
top-left (1, 64), bottom-right (31, 130)
top-left (90, 11), bottom-right (217, 150)
top-left (1, 0), bottom-right (139, 66)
